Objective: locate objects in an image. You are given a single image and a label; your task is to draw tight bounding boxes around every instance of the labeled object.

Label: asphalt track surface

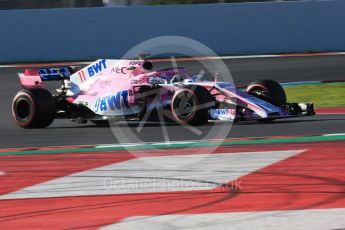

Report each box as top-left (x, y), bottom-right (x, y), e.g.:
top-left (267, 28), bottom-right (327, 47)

top-left (0, 55), bottom-right (345, 148)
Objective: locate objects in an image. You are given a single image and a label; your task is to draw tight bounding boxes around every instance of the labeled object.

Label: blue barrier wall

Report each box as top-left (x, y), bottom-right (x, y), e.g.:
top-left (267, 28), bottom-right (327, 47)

top-left (1, 1), bottom-right (345, 63)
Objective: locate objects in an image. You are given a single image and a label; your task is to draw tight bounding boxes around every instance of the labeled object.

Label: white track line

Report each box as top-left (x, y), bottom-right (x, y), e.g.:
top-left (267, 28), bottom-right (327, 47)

top-left (323, 133), bottom-right (345, 136)
top-left (0, 150), bottom-right (303, 199)
top-left (95, 143), bottom-right (144, 148)
top-left (95, 141), bottom-right (198, 148)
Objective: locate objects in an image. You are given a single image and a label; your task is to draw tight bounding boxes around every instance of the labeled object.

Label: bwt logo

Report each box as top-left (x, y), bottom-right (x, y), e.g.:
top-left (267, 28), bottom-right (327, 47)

top-left (215, 109), bottom-right (236, 116)
top-left (95, 90), bottom-right (129, 112)
top-left (88, 59), bottom-right (106, 77)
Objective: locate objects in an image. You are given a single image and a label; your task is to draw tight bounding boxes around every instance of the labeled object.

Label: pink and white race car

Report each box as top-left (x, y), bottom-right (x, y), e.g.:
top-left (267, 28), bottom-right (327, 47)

top-left (12, 58), bottom-right (315, 128)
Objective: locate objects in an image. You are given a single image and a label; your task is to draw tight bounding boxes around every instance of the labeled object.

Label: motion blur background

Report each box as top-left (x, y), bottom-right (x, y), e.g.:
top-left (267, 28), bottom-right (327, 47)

top-left (0, 0), bottom-right (344, 147)
top-left (0, 0), bottom-right (301, 9)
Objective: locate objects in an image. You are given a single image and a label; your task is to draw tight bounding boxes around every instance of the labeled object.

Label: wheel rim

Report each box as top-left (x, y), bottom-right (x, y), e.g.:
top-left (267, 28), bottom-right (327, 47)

top-left (173, 91), bottom-right (196, 119)
top-left (251, 89), bottom-right (265, 97)
top-left (247, 84), bottom-right (268, 95)
top-left (247, 84), bottom-right (272, 102)
top-left (15, 98), bottom-right (32, 120)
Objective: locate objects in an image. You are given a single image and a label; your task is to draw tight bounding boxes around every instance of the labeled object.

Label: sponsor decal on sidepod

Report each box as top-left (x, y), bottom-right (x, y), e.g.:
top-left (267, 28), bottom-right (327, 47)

top-left (94, 90), bottom-right (129, 112)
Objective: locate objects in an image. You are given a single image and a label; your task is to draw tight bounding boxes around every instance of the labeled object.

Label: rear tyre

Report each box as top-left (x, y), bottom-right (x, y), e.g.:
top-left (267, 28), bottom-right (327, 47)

top-left (171, 86), bottom-right (214, 126)
top-left (12, 89), bottom-right (56, 128)
top-left (246, 79), bottom-right (286, 106)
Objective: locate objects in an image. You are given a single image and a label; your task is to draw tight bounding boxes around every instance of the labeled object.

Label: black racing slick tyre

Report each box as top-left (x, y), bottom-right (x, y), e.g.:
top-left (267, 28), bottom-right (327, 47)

top-left (246, 79), bottom-right (287, 106)
top-left (12, 89), bottom-right (56, 128)
top-left (171, 85), bottom-right (214, 126)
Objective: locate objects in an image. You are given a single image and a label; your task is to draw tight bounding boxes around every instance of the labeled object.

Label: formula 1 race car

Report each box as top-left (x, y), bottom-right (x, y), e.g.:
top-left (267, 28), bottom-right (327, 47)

top-left (12, 58), bottom-right (315, 128)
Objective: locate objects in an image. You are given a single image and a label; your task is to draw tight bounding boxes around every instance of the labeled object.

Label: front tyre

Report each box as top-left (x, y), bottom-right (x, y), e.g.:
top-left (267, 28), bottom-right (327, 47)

top-left (246, 79), bottom-right (286, 123)
top-left (12, 89), bottom-right (56, 128)
top-left (246, 79), bottom-right (286, 106)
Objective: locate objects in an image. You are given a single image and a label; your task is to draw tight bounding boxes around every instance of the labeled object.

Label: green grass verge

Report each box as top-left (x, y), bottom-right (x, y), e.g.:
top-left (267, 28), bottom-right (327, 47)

top-left (284, 83), bottom-right (345, 108)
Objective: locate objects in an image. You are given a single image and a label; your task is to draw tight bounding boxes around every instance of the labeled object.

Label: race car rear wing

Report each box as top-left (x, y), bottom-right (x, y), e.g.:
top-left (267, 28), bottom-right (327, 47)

top-left (18, 67), bottom-right (75, 89)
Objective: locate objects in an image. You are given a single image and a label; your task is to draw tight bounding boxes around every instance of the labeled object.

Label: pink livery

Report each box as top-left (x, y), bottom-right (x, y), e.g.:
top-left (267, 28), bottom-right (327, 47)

top-left (12, 58), bottom-right (315, 128)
